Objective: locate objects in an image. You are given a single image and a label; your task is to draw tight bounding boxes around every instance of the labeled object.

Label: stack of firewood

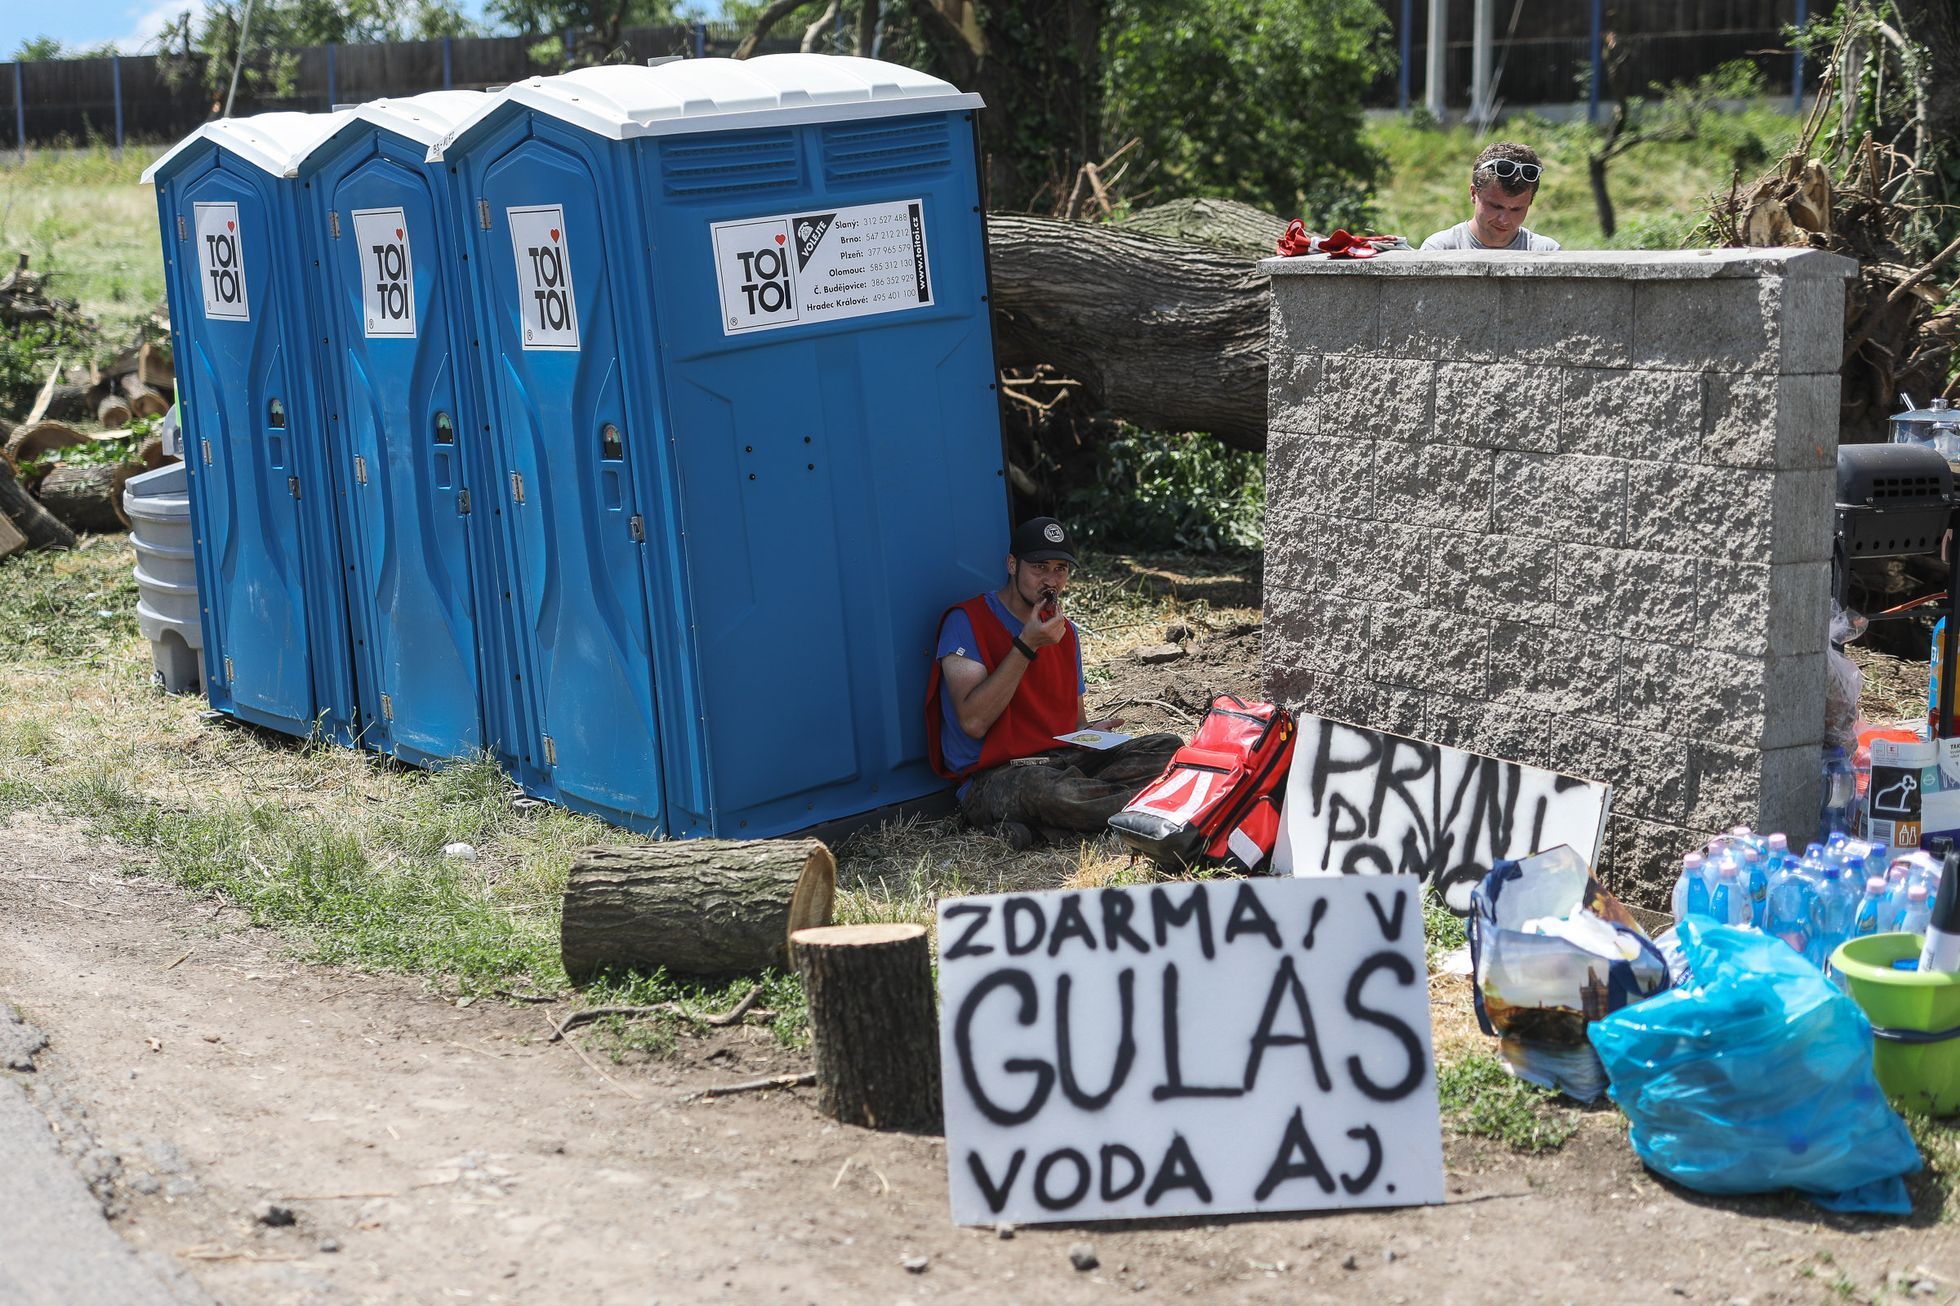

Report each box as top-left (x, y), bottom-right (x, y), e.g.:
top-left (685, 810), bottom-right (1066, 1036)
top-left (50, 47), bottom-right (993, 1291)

top-left (0, 335), bottom-right (179, 561)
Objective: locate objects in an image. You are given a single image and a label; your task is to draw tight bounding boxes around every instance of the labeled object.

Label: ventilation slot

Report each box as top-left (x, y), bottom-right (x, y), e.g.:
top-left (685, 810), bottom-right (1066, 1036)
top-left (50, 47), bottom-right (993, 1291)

top-left (822, 118), bottom-right (953, 184)
top-left (659, 132), bottom-right (799, 198)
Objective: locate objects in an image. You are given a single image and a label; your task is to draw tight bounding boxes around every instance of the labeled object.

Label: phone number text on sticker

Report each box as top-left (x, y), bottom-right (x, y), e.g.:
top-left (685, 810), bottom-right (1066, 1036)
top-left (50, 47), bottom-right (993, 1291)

top-left (711, 199), bottom-right (933, 336)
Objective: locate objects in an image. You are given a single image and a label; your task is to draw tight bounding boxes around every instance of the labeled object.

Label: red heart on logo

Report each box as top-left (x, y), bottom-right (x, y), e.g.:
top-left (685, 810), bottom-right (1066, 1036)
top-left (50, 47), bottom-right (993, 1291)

top-left (227, 220), bottom-right (235, 231)
top-left (774, 233), bottom-right (786, 245)
top-left (395, 228), bottom-right (404, 239)
top-left (549, 229), bottom-right (561, 242)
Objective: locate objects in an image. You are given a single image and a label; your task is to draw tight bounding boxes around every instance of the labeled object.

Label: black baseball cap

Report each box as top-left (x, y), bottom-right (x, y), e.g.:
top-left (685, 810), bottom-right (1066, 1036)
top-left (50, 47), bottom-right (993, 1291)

top-left (1009, 517), bottom-right (1078, 564)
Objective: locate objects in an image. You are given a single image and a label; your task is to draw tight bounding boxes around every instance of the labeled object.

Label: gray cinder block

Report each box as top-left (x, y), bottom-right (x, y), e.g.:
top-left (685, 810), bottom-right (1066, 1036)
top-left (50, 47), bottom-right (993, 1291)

top-left (1491, 451), bottom-right (1628, 544)
top-left (1562, 367), bottom-right (1702, 461)
top-left (1262, 250), bottom-right (1846, 909)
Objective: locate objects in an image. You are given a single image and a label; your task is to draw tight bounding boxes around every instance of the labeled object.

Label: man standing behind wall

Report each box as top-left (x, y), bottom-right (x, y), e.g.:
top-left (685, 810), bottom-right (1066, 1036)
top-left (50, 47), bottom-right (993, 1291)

top-left (1421, 141), bottom-right (1562, 252)
top-left (926, 517), bottom-right (1181, 849)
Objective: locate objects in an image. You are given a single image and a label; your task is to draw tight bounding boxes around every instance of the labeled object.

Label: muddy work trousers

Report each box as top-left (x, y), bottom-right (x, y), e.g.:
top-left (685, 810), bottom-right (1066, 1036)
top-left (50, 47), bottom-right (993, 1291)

top-left (960, 733), bottom-right (1182, 839)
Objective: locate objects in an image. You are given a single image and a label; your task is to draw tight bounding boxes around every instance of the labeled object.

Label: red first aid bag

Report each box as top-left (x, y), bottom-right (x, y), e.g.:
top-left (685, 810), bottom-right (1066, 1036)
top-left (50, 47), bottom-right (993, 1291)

top-left (1107, 696), bottom-right (1296, 873)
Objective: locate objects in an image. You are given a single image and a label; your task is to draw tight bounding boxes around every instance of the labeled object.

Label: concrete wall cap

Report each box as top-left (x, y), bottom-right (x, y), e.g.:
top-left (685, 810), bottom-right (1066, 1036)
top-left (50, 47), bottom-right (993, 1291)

top-left (1260, 247), bottom-right (1859, 281)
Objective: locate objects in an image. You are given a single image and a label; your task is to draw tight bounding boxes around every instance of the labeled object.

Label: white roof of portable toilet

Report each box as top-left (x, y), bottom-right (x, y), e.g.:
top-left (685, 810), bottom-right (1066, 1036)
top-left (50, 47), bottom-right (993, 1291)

top-left (141, 109), bottom-right (358, 184)
top-left (344, 90), bottom-right (490, 148)
top-left (431, 54), bottom-right (982, 159)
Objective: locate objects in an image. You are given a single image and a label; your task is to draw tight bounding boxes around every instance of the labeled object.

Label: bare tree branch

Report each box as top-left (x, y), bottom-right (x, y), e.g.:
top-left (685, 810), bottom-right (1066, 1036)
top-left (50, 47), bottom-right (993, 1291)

top-left (734, 0), bottom-right (819, 60)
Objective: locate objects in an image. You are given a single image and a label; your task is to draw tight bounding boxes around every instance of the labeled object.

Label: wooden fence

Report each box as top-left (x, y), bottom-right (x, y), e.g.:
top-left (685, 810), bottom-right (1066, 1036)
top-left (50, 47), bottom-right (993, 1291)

top-left (0, 21), bottom-right (794, 151)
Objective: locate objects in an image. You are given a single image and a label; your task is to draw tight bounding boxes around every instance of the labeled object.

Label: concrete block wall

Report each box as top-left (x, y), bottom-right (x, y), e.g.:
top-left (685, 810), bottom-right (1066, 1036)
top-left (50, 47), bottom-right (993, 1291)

top-left (1261, 248), bottom-right (1858, 906)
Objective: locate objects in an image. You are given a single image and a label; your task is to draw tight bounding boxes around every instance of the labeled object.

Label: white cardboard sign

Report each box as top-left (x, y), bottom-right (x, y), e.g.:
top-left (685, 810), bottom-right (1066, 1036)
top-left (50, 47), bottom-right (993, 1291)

top-left (507, 205), bottom-right (579, 351)
top-left (710, 198), bottom-right (932, 336)
top-left (937, 876), bottom-right (1443, 1227)
top-left (194, 201), bottom-right (249, 322)
top-left (1275, 714), bottom-right (1611, 913)
top-left (352, 207), bottom-right (416, 339)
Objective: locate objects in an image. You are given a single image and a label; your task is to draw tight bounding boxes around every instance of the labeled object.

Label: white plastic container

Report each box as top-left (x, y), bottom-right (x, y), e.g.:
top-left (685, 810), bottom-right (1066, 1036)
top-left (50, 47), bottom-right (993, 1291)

top-left (122, 461), bottom-right (203, 693)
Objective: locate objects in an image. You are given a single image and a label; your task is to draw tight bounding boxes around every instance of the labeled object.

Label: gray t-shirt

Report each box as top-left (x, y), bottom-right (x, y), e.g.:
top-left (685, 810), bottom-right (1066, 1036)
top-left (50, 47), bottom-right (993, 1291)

top-left (1420, 221), bottom-right (1560, 252)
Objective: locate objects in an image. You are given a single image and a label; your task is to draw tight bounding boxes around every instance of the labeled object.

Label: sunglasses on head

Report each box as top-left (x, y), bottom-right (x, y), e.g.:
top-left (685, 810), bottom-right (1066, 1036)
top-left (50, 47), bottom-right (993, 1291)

top-left (1478, 159), bottom-right (1542, 183)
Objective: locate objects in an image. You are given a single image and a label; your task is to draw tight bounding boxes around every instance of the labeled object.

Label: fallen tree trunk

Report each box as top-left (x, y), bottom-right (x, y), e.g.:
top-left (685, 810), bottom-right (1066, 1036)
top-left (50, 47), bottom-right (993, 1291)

top-left (560, 839), bottom-right (837, 982)
top-left (37, 461), bottom-right (139, 532)
top-left (791, 923), bottom-right (940, 1130)
top-left (0, 458), bottom-right (76, 550)
top-left (4, 420), bottom-right (86, 471)
top-left (985, 213), bottom-right (1272, 451)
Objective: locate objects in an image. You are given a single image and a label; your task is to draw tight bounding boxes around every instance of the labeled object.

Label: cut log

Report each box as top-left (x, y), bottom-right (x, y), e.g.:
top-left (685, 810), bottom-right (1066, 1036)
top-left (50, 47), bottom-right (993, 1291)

top-left (91, 344), bottom-right (140, 387)
top-left (0, 509), bottom-right (26, 562)
top-left (791, 923), bottom-right (940, 1130)
top-left (4, 420), bottom-right (87, 470)
top-left (120, 374), bottom-right (171, 418)
top-left (986, 212), bottom-right (1271, 451)
top-left (37, 461), bottom-right (139, 532)
top-left (96, 394), bottom-right (133, 427)
top-left (0, 458), bottom-right (75, 550)
top-left (138, 339), bottom-right (174, 391)
top-left (560, 839), bottom-right (836, 982)
top-left (138, 436), bottom-right (167, 469)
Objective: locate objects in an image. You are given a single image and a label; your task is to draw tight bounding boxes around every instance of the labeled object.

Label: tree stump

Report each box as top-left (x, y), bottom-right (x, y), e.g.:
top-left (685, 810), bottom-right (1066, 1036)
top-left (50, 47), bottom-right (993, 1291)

top-left (560, 839), bottom-right (836, 982)
top-left (0, 457), bottom-right (75, 551)
top-left (791, 923), bottom-right (941, 1130)
top-left (37, 461), bottom-right (138, 532)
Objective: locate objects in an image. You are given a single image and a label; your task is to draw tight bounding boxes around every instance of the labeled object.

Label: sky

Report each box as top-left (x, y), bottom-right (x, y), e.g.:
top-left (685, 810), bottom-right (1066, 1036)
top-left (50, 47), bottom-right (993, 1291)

top-left (6, 0), bottom-right (500, 56)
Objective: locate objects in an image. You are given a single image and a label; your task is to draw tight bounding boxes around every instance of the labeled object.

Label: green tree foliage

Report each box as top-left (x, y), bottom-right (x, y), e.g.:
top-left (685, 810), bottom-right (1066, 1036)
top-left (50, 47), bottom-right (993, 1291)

top-left (12, 36), bottom-right (65, 61)
top-left (159, 0), bottom-right (482, 103)
top-left (1102, 0), bottom-right (1392, 226)
top-left (487, 0), bottom-right (697, 68)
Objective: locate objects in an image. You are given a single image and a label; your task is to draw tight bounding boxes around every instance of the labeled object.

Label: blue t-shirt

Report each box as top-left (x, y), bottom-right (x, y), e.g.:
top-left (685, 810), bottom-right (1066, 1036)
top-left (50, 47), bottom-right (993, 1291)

top-left (936, 591), bottom-right (1085, 777)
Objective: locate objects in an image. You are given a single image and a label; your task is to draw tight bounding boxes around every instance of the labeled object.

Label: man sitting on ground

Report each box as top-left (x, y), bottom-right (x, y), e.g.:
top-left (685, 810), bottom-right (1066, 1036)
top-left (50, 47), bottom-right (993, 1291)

top-left (926, 517), bottom-right (1181, 848)
top-left (1421, 141), bottom-right (1561, 252)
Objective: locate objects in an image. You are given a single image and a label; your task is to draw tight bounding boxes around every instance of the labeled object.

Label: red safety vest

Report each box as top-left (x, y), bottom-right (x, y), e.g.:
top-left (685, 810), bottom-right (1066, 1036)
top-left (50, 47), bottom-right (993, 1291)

top-left (925, 594), bottom-right (1080, 780)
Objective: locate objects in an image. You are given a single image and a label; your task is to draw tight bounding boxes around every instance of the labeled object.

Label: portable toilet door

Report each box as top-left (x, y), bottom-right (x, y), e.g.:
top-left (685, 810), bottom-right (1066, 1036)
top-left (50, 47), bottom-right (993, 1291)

top-left (293, 92), bottom-right (519, 774)
top-left (433, 90), bottom-right (672, 831)
top-left (144, 113), bottom-right (363, 745)
top-left (435, 57), bottom-right (1004, 839)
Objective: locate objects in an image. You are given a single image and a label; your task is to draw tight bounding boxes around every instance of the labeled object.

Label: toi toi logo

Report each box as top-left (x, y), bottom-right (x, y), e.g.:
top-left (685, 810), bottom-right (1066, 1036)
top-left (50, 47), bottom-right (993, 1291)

top-left (527, 237), bottom-right (572, 332)
top-left (371, 235), bottom-right (410, 322)
top-left (205, 228), bottom-right (243, 306)
top-left (735, 240), bottom-right (793, 316)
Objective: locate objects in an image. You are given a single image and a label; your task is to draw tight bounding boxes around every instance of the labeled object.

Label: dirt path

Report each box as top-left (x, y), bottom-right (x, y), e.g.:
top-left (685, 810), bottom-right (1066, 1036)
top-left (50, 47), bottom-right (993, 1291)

top-left (1, 812), bottom-right (1954, 1306)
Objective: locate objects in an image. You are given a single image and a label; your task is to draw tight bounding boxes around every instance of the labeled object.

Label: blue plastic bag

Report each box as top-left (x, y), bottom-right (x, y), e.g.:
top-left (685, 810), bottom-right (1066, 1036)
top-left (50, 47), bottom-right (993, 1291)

top-left (1588, 918), bottom-right (1921, 1215)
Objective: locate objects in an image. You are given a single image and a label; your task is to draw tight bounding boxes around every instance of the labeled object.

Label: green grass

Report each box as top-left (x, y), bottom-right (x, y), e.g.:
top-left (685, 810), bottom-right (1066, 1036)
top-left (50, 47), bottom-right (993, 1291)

top-left (1903, 1110), bottom-right (1960, 1223)
top-left (1435, 1052), bottom-right (1581, 1153)
top-left (1365, 103), bottom-right (1803, 251)
top-left (0, 143), bottom-right (168, 341)
top-left (1423, 885), bottom-right (1467, 969)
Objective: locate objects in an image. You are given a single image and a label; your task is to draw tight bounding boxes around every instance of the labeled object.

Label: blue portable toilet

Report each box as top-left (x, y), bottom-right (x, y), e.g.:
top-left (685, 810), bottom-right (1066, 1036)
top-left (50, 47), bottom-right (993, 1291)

top-left (291, 92), bottom-right (525, 773)
top-left (144, 113), bottom-right (364, 745)
top-left (433, 55), bottom-right (1007, 837)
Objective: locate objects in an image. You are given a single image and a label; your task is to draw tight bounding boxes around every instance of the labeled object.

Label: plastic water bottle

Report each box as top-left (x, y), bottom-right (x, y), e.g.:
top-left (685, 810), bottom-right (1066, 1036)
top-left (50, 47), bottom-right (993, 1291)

top-left (1743, 848), bottom-right (1771, 928)
top-left (1902, 883), bottom-right (1933, 935)
top-left (1880, 865), bottom-right (1910, 931)
top-left (1854, 876), bottom-right (1888, 937)
top-left (1807, 861), bottom-right (1856, 968)
top-left (1821, 746), bottom-right (1857, 836)
top-left (1712, 860), bottom-right (1753, 926)
top-left (1671, 851), bottom-right (1711, 923)
top-left (1766, 854), bottom-right (1814, 954)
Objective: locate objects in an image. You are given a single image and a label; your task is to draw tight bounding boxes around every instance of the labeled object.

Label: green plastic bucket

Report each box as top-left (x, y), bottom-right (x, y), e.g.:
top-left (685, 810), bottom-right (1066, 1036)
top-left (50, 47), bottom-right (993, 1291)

top-left (1832, 933), bottom-right (1960, 1117)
